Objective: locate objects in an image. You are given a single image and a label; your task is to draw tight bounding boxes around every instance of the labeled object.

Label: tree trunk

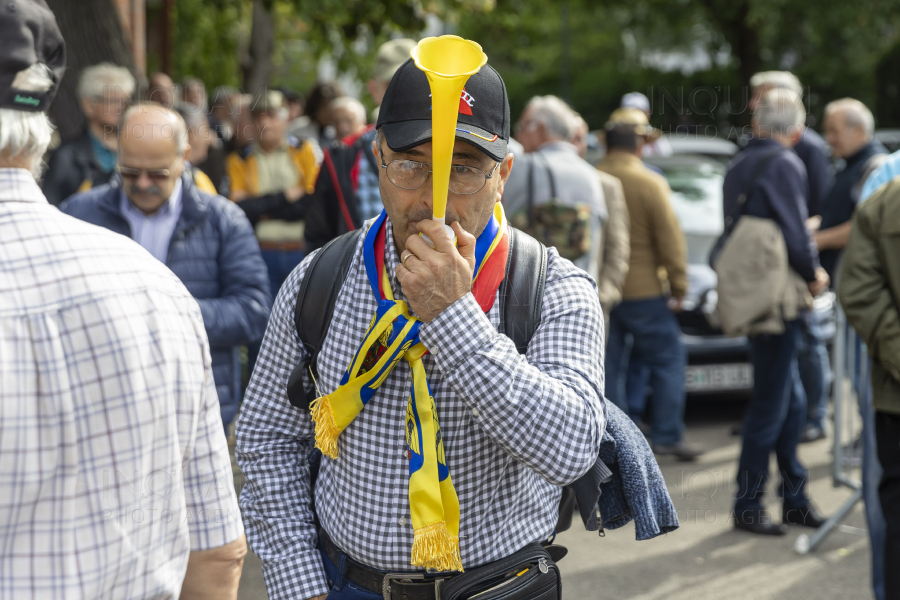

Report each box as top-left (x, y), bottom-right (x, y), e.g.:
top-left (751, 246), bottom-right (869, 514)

top-left (45, 0), bottom-right (137, 143)
top-left (242, 0), bottom-right (275, 96)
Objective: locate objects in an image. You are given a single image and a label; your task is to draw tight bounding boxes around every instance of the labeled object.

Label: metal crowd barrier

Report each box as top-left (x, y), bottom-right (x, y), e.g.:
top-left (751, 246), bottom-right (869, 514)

top-left (795, 305), bottom-right (867, 554)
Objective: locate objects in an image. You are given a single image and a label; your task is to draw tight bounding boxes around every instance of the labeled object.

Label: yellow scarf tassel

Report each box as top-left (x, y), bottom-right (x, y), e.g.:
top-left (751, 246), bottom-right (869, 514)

top-left (411, 521), bottom-right (463, 572)
top-left (309, 395), bottom-right (340, 459)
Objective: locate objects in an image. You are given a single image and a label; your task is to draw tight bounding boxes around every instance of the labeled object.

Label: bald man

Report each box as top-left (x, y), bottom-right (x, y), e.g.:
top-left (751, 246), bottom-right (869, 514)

top-left (61, 103), bottom-right (272, 430)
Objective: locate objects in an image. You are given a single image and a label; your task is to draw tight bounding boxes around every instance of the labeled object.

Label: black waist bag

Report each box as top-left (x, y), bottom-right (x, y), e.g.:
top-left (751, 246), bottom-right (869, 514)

top-left (440, 543), bottom-right (561, 600)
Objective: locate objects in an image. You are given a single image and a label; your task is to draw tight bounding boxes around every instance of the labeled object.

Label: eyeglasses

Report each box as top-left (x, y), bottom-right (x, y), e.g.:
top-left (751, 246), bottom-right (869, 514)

top-left (118, 159), bottom-right (180, 182)
top-left (380, 158), bottom-right (501, 195)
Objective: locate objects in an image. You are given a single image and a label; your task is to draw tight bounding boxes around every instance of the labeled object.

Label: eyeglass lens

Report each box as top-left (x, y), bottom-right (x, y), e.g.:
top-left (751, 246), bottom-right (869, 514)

top-left (385, 160), bottom-right (489, 195)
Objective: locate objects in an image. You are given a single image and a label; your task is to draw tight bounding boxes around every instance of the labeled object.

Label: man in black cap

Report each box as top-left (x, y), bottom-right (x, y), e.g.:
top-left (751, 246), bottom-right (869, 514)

top-left (0, 2), bottom-right (246, 598)
top-left (237, 56), bottom-right (606, 600)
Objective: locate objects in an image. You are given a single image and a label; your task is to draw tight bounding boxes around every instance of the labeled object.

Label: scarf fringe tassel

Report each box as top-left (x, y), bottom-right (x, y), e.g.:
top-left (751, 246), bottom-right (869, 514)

top-left (411, 521), bottom-right (463, 572)
top-left (310, 395), bottom-right (340, 459)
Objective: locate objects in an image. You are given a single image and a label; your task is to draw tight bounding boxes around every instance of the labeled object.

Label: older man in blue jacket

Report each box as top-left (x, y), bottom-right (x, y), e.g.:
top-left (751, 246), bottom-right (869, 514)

top-left (62, 103), bottom-right (271, 429)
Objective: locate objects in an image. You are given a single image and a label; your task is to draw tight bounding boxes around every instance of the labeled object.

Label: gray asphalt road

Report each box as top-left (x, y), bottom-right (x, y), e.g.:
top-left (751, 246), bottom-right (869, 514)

top-left (234, 396), bottom-right (872, 600)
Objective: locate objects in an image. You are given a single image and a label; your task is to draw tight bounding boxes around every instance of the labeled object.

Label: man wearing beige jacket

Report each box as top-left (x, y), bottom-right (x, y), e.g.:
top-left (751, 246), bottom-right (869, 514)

top-left (598, 108), bottom-right (700, 461)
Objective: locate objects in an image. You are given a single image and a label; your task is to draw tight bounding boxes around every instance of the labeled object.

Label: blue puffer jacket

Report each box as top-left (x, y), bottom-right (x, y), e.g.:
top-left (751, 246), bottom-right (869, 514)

top-left (60, 172), bottom-right (271, 427)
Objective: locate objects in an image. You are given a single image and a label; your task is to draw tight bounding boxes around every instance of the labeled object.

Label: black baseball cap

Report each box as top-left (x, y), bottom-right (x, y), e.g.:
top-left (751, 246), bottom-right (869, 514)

top-left (376, 58), bottom-right (510, 162)
top-left (0, 0), bottom-right (65, 113)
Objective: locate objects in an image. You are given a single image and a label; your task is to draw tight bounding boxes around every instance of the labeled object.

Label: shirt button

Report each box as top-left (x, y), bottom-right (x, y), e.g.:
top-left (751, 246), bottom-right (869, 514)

top-left (472, 408), bottom-right (480, 417)
top-left (398, 517), bottom-right (407, 526)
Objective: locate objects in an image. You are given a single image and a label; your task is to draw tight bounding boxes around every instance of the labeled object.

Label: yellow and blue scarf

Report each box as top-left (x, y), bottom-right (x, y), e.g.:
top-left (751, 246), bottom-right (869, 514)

top-left (310, 204), bottom-right (509, 571)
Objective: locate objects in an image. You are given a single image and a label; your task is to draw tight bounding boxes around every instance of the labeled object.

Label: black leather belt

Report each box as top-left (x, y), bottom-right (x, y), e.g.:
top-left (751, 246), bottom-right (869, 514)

top-left (319, 528), bottom-right (456, 600)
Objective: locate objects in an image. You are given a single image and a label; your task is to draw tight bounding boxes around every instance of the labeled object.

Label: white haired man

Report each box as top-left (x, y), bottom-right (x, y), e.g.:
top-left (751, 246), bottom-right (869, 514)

top-left (42, 62), bottom-right (135, 205)
top-left (330, 96), bottom-right (367, 140)
top-left (749, 72), bottom-right (833, 219)
top-left (815, 98), bottom-right (887, 282)
top-left (503, 95), bottom-right (608, 276)
top-left (1, 2), bottom-right (246, 598)
top-left (723, 88), bottom-right (830, 535)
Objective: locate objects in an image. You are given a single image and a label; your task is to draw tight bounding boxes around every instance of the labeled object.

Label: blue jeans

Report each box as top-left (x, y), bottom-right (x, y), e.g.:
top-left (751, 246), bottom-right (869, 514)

top-left (605, 296), bottom-right (686, 446)
top-left (797, 310), bottom-right (831, 430)
top-left (319, 546), bottom-right (384, 600)
top-left (260, 248), bottom-right (306, 299)
top-left (735, 321), bottom-right (809, 516)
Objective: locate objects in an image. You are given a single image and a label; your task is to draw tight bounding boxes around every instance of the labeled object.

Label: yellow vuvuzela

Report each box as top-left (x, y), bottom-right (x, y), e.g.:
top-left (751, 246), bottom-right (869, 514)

top-left (411, 36), bottom-right (487, 244)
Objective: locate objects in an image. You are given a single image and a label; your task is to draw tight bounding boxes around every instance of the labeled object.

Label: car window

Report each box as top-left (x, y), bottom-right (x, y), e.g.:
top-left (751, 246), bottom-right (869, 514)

top-left (650, 159), bottom-right (726, 265)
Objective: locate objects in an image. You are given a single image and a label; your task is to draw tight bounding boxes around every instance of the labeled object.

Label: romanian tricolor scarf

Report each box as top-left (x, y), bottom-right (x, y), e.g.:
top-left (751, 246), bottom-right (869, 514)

top-left (310, 203), bottom-right (509, 571)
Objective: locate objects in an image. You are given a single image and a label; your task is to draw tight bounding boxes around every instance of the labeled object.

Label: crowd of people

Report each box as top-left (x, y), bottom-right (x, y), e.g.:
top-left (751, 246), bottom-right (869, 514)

top-left (3, 1), bottom-right (900, 599)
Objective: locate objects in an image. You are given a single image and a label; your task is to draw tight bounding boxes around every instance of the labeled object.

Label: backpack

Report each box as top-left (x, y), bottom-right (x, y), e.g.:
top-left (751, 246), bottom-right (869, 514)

top-left (509, 153), bottom-right (592, 262)
top-left (283, 226), bottom-right (578, 533)
top-left (711, 148), bottom-right (812, 337)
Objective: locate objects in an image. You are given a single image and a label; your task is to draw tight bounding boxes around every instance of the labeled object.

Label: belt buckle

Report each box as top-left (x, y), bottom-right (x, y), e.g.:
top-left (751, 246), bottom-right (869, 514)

top-left (382, 572), bottom-right (431, 600)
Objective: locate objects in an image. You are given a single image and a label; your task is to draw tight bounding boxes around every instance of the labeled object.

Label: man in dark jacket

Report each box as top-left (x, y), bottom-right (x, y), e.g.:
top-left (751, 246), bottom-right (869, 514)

top-left (816, 98), bottom-right (887, 281)
top-left (62, 104), bottom-right (271, 429)
top-left (722, 88), bottom-right (830, 536)
top-left (42, 63), bottom-right (136, 205)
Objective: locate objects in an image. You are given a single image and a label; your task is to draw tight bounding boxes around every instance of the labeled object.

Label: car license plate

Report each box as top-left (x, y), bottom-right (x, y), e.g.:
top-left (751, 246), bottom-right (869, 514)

top-left (685, 363), bottom-right (753, 392)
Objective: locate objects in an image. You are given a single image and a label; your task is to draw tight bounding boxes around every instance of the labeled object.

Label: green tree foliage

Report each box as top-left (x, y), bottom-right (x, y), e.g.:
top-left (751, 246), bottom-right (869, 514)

top-left (167, 0), bottom-right (249, 89)
top-left (459, 0), bottom-right (900, 130)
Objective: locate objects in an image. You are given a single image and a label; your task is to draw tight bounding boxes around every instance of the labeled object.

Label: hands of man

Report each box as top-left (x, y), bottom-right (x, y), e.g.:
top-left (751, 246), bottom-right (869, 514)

top-left (396, 220), bottom-right (475, 322)
top-left (285, 186), bottom-right (305, 203)
top-left (808, 267), bottom-right (830, 297)
top-left (667, 296), bottom-right (684, 312)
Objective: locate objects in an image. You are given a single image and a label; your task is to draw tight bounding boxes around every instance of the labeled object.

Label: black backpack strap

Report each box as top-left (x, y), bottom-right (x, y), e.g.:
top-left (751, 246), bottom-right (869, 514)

top-left (285, 229), bottom-right (362, 409)
top-left (499, 227), bottom-right (548, 355)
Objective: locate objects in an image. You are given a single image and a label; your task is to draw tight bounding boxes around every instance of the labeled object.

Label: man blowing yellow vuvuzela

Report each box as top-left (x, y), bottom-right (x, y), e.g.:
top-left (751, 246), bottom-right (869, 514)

top-left (236, 37), bottom-right (606, 600)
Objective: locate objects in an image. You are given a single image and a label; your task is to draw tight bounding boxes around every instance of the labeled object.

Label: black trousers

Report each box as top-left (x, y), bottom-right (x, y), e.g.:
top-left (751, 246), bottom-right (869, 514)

top-left (876, 410), bottom-right (900, 600)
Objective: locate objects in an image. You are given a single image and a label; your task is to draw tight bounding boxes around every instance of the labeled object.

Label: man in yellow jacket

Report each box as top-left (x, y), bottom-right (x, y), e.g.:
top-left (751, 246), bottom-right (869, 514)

top-left (598, 108), bottom-right (701, 461)
top-left (227, 90), bottom-right (320, 296)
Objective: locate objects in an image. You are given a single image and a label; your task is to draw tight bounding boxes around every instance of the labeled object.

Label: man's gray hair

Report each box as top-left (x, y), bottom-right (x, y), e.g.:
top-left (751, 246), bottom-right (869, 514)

top-left (119, 103), bottom-right (189, 156)
top-left (77, 63), bottom-right (136, 101)
top-left (0, 63), bottom-right (55, 176)
top-left (753, 88), bottom-right (806, 136)
top-left (825, 98), bottom-right (875, 138)
top-left (749, 71), bottom-right (803, 96)
top-left (331, 96), bottom-right (367, 125)
top-left (525, 95), bottom-right (576, 140)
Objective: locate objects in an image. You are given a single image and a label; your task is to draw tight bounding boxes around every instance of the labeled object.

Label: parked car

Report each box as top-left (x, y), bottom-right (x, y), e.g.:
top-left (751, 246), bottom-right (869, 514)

top-left (645, 152), bottom-right (836, 395)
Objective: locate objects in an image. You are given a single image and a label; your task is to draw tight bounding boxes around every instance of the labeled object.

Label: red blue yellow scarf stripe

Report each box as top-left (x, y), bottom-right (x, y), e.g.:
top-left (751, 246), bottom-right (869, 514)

top-left (310, 204), bottom-right (508, 571)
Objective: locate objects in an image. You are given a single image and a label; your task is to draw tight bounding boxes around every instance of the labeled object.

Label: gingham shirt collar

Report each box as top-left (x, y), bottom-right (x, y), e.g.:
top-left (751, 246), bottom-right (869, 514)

top-left (0, 168), bottom-right (45, 203)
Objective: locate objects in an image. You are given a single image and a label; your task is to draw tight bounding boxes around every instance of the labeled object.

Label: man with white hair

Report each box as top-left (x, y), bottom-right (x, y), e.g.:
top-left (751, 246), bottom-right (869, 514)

top-left (722, 87), bottom-right (829, 535)
top-left (1, 2), bottom-right (247, 597)
top-left (815, 98), bottom-right (887, 281)
top-left (62, 103), bottom-right (271, 431)
top-left (330, 96), bottom-right (367, 140)
top-left (749, 72), bottom-right (833, 218)
top-left (503, 95), bottom-right (608, 275)
top-left (42, 62), bottom-right (135, 205)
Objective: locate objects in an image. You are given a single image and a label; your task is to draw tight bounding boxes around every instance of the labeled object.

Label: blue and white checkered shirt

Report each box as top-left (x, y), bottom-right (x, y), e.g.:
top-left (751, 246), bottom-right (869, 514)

top-left (236, 216), bottom-right (606, 600)
top-left (0, 169), bottom-right (242, 598)
top-left (355, 130), bottom-right (383, 222)
top-left (119, 178), bottom-right (183, 263)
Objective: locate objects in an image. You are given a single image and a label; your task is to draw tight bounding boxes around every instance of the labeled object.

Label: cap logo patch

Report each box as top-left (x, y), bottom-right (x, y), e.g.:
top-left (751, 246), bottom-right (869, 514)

top-left (13, 95), bottom-right (39, 107)
top-left (429, 89), bottom-right (475, 115)
top-left (459, 89), bottom-right (474, 115)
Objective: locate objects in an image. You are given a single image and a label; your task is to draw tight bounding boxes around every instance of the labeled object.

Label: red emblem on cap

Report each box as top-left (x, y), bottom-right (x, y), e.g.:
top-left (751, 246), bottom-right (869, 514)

top-left (459, 89), bottom-right (474, 116)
